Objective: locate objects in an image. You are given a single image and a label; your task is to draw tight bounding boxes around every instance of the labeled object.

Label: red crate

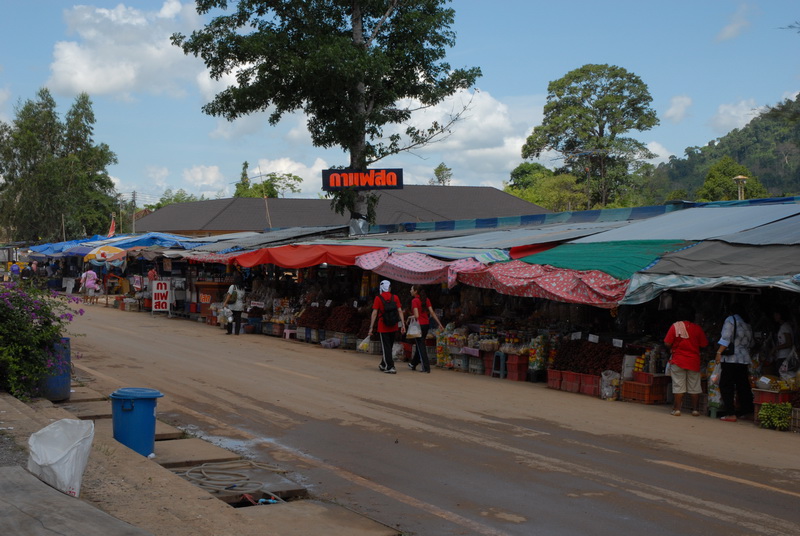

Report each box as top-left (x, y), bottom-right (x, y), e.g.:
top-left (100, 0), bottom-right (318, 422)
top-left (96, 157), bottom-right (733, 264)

top-left (561, 371), bottom-right (581, 384)
top-left (579, 374), bottom-right (601, 397)
top-left (547, 369), bottom-right (562, 390)
top-left (621, 381), bottom-right (668, 404)
top-left (506, 362), bottom-right (528, 381)
top-left (632, 371), bottom-right (652, 384)
top-left (561, 380), bottom-right (580, 393)
top-left (506, 353), bottom-right (529, 366)
top-left (752, 389), bottom-right (793, 405)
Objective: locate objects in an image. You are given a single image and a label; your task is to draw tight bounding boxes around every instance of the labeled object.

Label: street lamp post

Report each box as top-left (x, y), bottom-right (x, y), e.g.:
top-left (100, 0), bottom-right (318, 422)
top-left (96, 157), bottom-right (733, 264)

top-left (733, 175), bottom-right (748, 201)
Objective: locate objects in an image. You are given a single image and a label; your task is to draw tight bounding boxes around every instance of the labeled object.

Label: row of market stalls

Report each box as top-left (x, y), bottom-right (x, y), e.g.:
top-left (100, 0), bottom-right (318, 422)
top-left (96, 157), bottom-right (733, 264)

top-left (20, 197), bottom-right (800, 425)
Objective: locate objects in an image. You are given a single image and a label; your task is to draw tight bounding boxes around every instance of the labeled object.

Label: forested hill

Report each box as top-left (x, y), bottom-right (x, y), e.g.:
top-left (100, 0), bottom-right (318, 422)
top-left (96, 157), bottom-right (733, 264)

top-left (654, 94), bottom-right (800, 198)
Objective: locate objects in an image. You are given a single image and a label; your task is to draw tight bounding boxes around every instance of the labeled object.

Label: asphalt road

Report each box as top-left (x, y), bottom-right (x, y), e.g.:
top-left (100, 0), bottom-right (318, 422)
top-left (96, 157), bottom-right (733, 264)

top-left (70, 304), bottom-right (800, 536)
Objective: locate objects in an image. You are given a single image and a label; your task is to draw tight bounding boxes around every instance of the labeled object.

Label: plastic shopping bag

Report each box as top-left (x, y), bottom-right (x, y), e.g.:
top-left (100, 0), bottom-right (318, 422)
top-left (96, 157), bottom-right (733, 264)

top-left (358, 336), bottom-right (370, 352)
top-left (27, 418), bottom-right (94, 497)
top-left (710, 362), bottom-right (722, 385)
top-left (406, 317), bottom-right (422, 339)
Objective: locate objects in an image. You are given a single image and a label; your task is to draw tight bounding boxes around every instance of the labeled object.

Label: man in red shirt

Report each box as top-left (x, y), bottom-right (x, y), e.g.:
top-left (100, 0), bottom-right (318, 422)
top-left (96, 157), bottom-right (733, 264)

top-left (664, 306), bottom-right (709, 416)
top-left (367, 280), bottom-right (406, 374)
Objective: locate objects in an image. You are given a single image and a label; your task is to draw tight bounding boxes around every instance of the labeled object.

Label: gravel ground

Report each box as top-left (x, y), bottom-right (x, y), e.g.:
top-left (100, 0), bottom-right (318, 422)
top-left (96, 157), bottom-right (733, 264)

top-left (0, 429), bottom-right (28, 467)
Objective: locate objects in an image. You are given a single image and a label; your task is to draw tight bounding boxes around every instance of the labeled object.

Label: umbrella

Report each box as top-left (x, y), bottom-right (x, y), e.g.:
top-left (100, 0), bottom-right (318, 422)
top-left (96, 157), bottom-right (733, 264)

top-left (83, 245), bottom-right (126, 262)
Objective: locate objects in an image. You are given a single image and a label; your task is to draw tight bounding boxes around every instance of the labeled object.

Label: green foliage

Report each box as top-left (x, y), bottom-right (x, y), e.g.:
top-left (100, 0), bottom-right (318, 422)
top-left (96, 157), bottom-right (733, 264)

top-left (758, 402), bottom-right (792, 431)
top-left (235, 171), bottom-right (303, 198)
top-left (429, 162), bottom-right (453, 186)
top-left (505, 173), bottom-right (584, 212)
top-left (521, 64), bottom-right (658, 207)
top-left (0, 281), bottom-right (82, 398)
top-left (694, 156), bottom-right (768, 201)
top-left (0, 89), bottom-right (118, 241)
top-left (144, 188), bottom-right (207, 211)
top-left (508, 162), bottom-right (552, 190)
top-left (655, 94), bottom-right (800, 198)
top-left (173, 1), bottom-right (480, 224)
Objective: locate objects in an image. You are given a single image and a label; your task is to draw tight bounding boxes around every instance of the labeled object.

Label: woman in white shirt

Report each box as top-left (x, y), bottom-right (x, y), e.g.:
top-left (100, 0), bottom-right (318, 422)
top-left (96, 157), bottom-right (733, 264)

top-left (715, 303), bottom-right (754, 422)
top-left (222, 272), bottom-right (246, 335)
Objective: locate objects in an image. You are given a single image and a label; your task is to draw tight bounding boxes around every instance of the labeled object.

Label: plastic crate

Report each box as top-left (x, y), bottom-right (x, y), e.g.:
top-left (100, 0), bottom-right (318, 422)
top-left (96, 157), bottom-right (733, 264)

top-left (632, 371), bottom-right (671, 387)
top-left (561, 371), bottom-right (582, 392)
top-left (296, 326), bottom-right (308, 342)
top-left (369, 340), bottom-right (383, 355)
top-left (468, 355), bottom-right (485, 375)
top-left (506, 362), bottom-right (527, 381)
top-left (752, 389), bottom-right (793, 405)
top-left (481, 351), bottom-right (495, 376)
top-left (791, 408), bottom-right (800, 432)
top-left (273, 324), bottom-right (285, 337)
top-left (621, 381), bottom-right (668, 404)
top-left (452, 354), bottom-right (469, 372)
top-left (579, 374), bottom-right (601, 397)
top-left (506, 353), bottom-right (529, 366)
top-left (547, 369), bottom-right (563, 390)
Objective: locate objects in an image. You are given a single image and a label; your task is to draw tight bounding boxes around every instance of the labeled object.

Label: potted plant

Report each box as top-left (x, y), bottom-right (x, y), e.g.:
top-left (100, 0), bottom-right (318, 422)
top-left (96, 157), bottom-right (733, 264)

top-left (0, 280), bottom-right (83, 400)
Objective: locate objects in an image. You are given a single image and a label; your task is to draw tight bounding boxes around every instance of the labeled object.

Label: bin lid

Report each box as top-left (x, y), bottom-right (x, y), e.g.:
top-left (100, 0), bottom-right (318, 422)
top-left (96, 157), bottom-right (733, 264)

top-left (109, 387), bottom-right (164, 400)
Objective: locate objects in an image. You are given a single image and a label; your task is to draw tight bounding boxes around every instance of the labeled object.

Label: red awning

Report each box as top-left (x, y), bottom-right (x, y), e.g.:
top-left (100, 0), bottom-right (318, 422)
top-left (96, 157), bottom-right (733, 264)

top-left (233, 244), bottom-right (384, 269)
top-left (457, 260), bottom-right (629, 309)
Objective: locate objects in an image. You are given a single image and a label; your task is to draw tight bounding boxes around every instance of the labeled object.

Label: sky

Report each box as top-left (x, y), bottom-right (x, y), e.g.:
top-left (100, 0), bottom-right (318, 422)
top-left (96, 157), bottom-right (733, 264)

top-left (1, 1), bottom-right (798, 207)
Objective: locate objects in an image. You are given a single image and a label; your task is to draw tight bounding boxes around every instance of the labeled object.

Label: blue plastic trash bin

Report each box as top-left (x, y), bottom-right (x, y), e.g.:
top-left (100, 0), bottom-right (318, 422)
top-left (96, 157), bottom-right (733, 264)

top-left (109, 387), bottom-right (164, 456)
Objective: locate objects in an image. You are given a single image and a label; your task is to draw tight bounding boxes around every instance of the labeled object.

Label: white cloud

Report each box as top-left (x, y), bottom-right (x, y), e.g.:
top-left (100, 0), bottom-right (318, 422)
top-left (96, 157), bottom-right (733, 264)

top-left (645, 141), bottom-right (673, 165)
top-left (716, 3), bottom-right (751, 42)
top-left (147, 166), bottom-right (170, 189)
top-left (709, 98), bottom-right (762, 134)
top-left (663, 95), bottom-right (692, 123)
top-left (0, 86), bottom-right (11, 122)
top-left (251, 157), bottom-right (329, 196)
top-left (48, 3), bottom-right (204, 98)
top-left (183, 164), bottom-right (226, 191)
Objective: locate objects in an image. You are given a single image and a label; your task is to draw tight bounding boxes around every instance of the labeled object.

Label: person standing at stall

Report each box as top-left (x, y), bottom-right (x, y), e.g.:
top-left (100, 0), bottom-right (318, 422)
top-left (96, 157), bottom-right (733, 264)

top-left (79, 266), bottom-right (100, 304)
top-left (663, 306), bottom-right (708, 416)
top-left (770, 306), bottom-right (794, 375)
top-left (716, 303), bottom-right (754, 422)
top-left (407, 285), bottom-right (444, 374)
top-left (222, 271), bottom-right (246, 335)
top-left (367, 280), bottom-right (405, 374)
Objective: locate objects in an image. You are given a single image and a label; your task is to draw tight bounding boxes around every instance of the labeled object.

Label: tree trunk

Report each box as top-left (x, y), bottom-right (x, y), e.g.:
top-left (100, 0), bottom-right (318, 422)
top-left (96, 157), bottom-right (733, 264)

top-left (349, 1), bottom-right (370, 233)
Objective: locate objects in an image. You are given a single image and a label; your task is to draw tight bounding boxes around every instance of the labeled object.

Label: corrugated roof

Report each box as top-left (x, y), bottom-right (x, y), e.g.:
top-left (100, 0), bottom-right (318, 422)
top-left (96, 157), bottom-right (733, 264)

top-left (575, 205), bottom-right (800, 243)
top-left (715, 213), bottom-right (800, 245)
top-left (135, 186), bottom-right (550, 234)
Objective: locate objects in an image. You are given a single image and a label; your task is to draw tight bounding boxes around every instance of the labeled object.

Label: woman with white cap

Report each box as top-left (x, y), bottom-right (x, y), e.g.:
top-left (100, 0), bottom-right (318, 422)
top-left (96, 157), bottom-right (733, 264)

top-left (368, 280), bottom-right (406, 374)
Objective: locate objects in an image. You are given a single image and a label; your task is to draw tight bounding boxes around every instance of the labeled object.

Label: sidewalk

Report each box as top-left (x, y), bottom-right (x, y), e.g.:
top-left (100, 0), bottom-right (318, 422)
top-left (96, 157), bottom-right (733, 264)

top-left (0, 390), bottom-right (399, 536)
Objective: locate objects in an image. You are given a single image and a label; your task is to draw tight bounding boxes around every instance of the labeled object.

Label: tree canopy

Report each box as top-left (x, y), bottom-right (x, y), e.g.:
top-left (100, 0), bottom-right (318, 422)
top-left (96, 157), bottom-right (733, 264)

top-left (234, 161), bottom-right (303, 198)
top-left (521, 64), bottom-right (658, 207)
top-left (429, 162), bottom-right (453, 186)
top-left (0, 89), bottom-right (117, 242)
top-left (173, 0), bottom-right (480, 225)
top-left (144, 188), bottom-right (207, 211)
top-left (694, 156), bottom-right (767, 202)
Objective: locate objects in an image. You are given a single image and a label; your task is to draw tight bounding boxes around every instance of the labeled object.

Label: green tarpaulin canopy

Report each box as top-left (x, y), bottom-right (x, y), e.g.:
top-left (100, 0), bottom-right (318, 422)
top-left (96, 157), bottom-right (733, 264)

top-left (518, 240), bottom-right (692, 280)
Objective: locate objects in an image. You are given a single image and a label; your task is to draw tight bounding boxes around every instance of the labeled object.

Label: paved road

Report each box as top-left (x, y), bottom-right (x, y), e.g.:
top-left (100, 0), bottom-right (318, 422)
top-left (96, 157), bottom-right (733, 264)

top-left (70, 305), bottom-right (800, 536)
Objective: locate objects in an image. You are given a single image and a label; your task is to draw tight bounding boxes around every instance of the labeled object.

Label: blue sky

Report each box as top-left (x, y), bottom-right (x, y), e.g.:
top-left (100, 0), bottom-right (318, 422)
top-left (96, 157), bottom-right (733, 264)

top-left (1, 1), bottom-right (798, 206)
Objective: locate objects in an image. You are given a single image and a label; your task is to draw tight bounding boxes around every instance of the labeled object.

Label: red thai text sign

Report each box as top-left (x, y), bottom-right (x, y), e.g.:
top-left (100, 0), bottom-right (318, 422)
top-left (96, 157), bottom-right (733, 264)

top-left (322, 169), bottom-right (403, 191)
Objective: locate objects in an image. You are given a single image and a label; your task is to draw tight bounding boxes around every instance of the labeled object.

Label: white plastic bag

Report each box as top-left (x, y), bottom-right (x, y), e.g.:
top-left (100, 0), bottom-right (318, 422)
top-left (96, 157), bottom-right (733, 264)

top-left (358, 336), bottom-right (370, 352)
top-left (406, 317), bottom-right (422, 339)
top-left (27, 418), bottom-right (94, 497)
top-left (600, 370), bottom-right (621, 400)
top-left (710, 362), bottom-right (722, 385)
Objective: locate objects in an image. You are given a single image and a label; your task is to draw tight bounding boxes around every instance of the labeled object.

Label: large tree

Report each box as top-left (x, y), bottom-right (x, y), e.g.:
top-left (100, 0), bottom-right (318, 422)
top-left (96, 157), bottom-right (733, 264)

top-left (695, 156), bottom-right (767, 201)
top-left (521, 64), bottom-right (659, 208)
top-left (172, 0), bottom-right (480, 227)
top-left (429, 162), bottom-right (452, 186)
top-left (0, 89), bottom-right (117, 242)
top-left (144, 188), bottom-right (207, 211)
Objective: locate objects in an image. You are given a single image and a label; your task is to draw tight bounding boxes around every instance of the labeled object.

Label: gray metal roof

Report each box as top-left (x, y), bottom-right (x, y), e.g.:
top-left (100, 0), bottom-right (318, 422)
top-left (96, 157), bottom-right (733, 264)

top-left (715, 213), bottom-right (800, 245)
top-left (191, 226), bottom-right (348, 252)
top-left (575, 205), bottom-right (800, 243)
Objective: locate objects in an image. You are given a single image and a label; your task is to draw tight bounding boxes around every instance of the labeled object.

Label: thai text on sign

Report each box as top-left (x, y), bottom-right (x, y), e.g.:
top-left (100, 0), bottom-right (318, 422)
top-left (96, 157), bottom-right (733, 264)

top-left (321, 169), bottom-right (403, 191)
top-left (152, 280), bottom-right (171, 311)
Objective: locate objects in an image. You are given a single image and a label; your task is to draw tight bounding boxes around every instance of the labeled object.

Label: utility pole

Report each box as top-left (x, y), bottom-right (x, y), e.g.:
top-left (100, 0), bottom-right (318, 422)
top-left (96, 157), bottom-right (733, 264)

top-left (132, 191), bottom-right (137, 233)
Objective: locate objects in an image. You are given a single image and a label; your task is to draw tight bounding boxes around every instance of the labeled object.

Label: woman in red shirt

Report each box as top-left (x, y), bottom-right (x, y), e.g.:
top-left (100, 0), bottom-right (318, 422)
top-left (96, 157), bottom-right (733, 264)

top-left (664, 306), bottom-right (708, 417)
top-left (367, 280), bottom-right (405, 374)
top-left (407, 285), bottom-right (444, 373)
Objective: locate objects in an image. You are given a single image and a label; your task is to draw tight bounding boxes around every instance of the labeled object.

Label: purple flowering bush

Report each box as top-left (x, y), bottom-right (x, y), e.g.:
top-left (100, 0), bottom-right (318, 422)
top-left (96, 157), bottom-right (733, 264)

top-left (0, 281), bottom-right (84, 398)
